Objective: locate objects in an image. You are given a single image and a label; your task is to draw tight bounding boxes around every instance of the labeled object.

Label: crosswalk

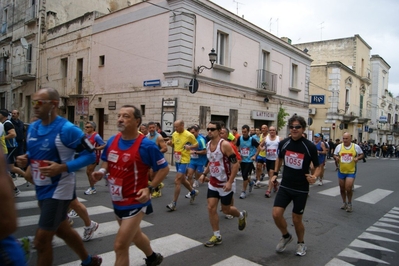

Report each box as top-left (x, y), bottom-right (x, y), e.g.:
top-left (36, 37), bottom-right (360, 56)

top-left (326, 207), bottom-right (399, 265)
top-left (14, 185), bottom-right (259, 266)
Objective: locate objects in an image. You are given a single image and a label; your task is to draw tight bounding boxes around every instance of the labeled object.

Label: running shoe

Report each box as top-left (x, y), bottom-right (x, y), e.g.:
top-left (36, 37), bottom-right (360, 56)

top-left (204, 235), bottom-right (222, 247)
top-left (11, 173), bottom-right (17, 181)
top-left (151, 191), bottom-right (162, 198)
top-left (239, 191), bottom-right (246, 199)
top-left (255, 180), bottom-right (261, 188)
top-left (318, 179), bottom-right (323, 186)
top-left (265, 190), bottom-right (271, 198)
top-left (157, 182), bottom-right (164, 189)
top-left (296, 243), bottom-right (307, 256)
top-left (238, 210), bottom-right (247, 230)
top-left (225, 214), bottom-right (234, 219)
top-left (340, 203), bottom-right (347, 210)
top-left (82, 255), bottom-right (102, 266)
top-left (68, 216), bottom-right (74, 226)
top-left (84, 187), bottom-right (97, 195)
top-left (260, 173), bottom-right (265, 181)
top-left (276, 234), bottom-right (293, 252)
top-left (248, 180), bottom-right (254, 192)
top-left (185, 192), bottom-right (191, 199)
top-left (166, 202), bottom-right (176, 211)
top-left (190, 189), bottom-right (199, 204)
top-left (18, 236), bottom-right (34, 263)
top-left (346, 204), bottom-right (353, 212)
top-left (68, 209), bottom-right (79, 217)
top-left (14, 188), bottom-right (21, 197)
top-left (193, 180), bottom-right (199, 188)
top-left (145, 253), bottom-right (163, 266)
top-left (273, 180), bottom-right (279, 193)
top-left (83, 221), bottom-right (99, 242)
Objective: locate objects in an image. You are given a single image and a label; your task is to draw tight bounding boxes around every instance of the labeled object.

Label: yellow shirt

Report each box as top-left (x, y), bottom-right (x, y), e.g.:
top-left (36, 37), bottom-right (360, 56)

top-left (259, 134), bottom-right (267, 157)
top-left (0, 123), bottom-right (8, 154)
top-left (171, 130), bottom-right (198, 164)
top-left (338, 143), bottom-right (357, 174)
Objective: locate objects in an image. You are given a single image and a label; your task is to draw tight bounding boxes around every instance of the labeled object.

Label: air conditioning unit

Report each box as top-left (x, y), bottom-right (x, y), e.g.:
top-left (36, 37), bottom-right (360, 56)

top-left (309, 108), bottom-right (316, 115)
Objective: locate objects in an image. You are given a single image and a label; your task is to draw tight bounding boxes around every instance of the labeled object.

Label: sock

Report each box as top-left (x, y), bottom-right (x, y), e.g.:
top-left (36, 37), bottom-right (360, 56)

top-left (297, 241), bottom-right (304, 244)
top-left (81, 255), bottom-right (91, 266)
top-left (283, 233), bottom-right (291, 239)
top-left (146, 252), bottom-right (157, 261)
top-left (91, 186), bottom-right (95, 190)
top-left (239, 212), bottom-right (244, 219)
top-left (213, 231), bottom-right (221, 238)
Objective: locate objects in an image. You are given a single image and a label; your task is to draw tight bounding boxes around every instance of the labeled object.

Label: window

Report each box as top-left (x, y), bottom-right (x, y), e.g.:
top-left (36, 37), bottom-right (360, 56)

top-left (61, 58), bottom-right (68, 87)
top-left (216, 31), bottom-right (228, 65)
top-left (99, 55), bottom-right (105, 66)
top-left (1, 9), bottom-right (7, 35)
top-left (76, 58), bottom-right (83, 94)
top-left (27, 44), bottom-right (32, 73)
top-left (359, 95), bottom-right (363, 117)
top-left (290, 63), bottom-right (298, 88)
top-left (262, 51), bottom-right (269, 71)
top-left (140, 104), bottom-right (145, 116)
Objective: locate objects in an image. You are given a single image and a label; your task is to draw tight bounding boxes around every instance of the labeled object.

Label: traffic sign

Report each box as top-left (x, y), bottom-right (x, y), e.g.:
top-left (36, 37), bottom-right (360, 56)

top-left (332, 123), bottom-right (336, 130)
top-left (189, 78), bottom-right (199, 94)
top-left (143, 79), bottom-right (161, 87)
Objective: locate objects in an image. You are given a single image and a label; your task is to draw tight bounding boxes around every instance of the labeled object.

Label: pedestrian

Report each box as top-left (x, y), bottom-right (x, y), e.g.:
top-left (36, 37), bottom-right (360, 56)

top-left (312, 133), bottom-right (327, 186)
top-left (91, 104), bottom-right (169, 266)
top-left (261, 126), bottom-right (281, 198)
top-left (236, 124), bottom-right (259, 198)
top-left (166, 120), bottom-right (199, 211)
top-left (333, 132), bottom-right (364, 212)
top-left (84, 121), bottom-right (106, 195)
top-left (199, 121), bottom-right (247, 247)
top-left (11, 110), bottom-right (26, 158)
top-left (16, 88), bottom-right (102, 266)
top-left (272, 115), bottom-right (320, 256)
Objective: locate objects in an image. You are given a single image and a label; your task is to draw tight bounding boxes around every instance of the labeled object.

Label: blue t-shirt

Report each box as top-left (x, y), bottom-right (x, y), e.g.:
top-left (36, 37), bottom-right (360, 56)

top-left (0, 236), bottom-right (26, 266)
top-left (190, 134), bottom-right (207, 166)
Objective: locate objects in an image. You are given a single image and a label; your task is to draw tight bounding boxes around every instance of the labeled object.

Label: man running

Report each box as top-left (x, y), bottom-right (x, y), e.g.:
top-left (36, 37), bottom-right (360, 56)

top-left (272, 115), bottom-right (320, 257)
top-left (17, 88), bottom-right (101, 266)
top-left (166, 120), bottom-right (199, 211)
top-left (262, 126), bottom-right (280, 198)
top-left (199, 121), bottom-right (247, 247)
top-left (333, 132), bottom-right (364, 212)
top-left (92, 105), bottom-right (169, 266)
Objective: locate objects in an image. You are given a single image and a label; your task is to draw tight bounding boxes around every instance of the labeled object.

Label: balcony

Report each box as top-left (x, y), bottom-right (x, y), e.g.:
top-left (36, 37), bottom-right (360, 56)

top-left (256, 69), bottom-right (277, 96)
top-left (357, 109), bottom-right (370, 124)
top-left (12, 61), bottom-right (36, 81)
top-left (342, 111), bottom-right (358, 122)
top-left (25, 5), bottom-right (37, 24)
top-left (392, 124), bottom-right (399, 134)
top-left (0, 70), bottom-right (10, 84)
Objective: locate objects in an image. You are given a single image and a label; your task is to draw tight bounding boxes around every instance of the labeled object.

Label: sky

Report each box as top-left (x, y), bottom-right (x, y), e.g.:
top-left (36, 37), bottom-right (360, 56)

top-left (210, 0), bottom-right (399, 97)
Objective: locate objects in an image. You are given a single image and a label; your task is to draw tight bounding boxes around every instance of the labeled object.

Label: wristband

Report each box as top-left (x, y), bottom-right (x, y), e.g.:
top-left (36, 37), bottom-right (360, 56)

top-left (148, 185), bottom-right (155, 193)
top-left (99, 168), bottom-right (107, 175)
top-left (273, 172), bottom-right (279, 176)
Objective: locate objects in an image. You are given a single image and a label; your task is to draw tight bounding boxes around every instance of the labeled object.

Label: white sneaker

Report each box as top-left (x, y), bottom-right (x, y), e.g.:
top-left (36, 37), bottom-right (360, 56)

top-left (193, 180), bottom-right (199, 188)
top-left (185, 192), bottom-right (191, 199)
top-left (255, 180), bottom-right (261, 188)
top-left (83, 221), bottom-right (99, 242)
top-left (318, 179), bottom-right (323, 186)
top-left (68, 210), bottom-right (79, 217)
top-left (84, 187), bottom-right (97, 195)
top-left (296, 243), bottom-right (307, 256)
top-left (239, 191), bottom-right (246, 199)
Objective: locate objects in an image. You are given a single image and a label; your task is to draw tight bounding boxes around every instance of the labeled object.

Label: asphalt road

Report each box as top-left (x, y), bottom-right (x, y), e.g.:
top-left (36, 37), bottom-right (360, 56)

top-left (14, 156), bottom-right (399, 266)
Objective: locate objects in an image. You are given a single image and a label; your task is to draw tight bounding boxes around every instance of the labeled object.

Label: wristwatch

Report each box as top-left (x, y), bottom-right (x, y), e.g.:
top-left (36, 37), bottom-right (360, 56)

top-left (148, 186), bottom-right (155, 193)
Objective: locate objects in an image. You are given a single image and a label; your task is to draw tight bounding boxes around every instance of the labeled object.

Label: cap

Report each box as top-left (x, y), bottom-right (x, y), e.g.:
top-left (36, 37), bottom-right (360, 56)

top-left (0, 109), bottom-right (9, 117)
top-left (314, 133), bottom-right (321, 138)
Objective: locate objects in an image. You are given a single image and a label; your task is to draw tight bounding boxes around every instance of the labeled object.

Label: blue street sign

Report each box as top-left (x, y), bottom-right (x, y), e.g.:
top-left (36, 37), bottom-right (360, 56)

top-left (143, 79), bottom-right (161, 87)
top-left (310, 95), bottom-right (325, 104)
top-left (364, 125), bottom-right (369, 132)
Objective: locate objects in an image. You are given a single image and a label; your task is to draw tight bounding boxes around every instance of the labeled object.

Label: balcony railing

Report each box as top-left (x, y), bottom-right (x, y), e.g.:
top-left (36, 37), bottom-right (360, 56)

top-left (1, 22), bottom-right (7, 35)
top-left (256, 69), bottom-right (277, 94)
top-left (25, 5), bottom-right (37, 24)
top-left (12, 61), bottom-right (36, 81)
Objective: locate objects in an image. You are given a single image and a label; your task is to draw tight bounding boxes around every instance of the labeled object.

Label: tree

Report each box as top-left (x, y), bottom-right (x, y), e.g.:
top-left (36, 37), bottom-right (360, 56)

top-left (277, 106), bottom-right (290, 131)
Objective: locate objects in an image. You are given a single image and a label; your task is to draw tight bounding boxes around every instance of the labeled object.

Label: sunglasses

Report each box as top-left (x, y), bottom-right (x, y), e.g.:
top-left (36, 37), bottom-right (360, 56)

top-left (289, 125), bottom-right (302, 130)
top-left (207, 128), bottom-right (217, 132)
top-left (32, 100), bottom-right (53, 106)
top-left (85, 126), bottom-right (93, 128)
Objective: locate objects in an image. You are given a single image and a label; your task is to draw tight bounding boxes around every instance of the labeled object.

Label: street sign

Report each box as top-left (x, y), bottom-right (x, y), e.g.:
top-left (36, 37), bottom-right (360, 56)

top-left (308, 117), bottom-right (313, 126)
top-left (332, 123), bottom-right (336, 130)
top-left (189, 78), bottom-right (199, 94)
top-left (310, 95), bottom-right (325, 104)
top-left (339, 123), bottom-right (344, 130)
top-left (143, 79), bottom-right (161, 87)
top-left (364, 125), bottom-right (369, 132)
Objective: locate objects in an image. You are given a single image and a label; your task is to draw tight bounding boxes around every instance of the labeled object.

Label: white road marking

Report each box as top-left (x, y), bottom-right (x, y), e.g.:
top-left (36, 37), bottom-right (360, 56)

top-left (17, 206), bottom-right (113, 227)
top-left (325, 258), bottom-right (355, 266)
top-left (355, 189), bottom-right (393, 204)
top-left (318, 185), bottom-right (361, 197)
top-left (59, 233), bottom-right (202, 266)
top-left (16, 197), bottom-right (86, 210)
top-left (366, 226), bottom-right (399, 236)
top-left (374, 221), bottom-right (399, 229)
top-left (338, 248), bottom-right (389, 264)
top-left (358, 232), bottom-right (399, 243)
top-left (212, 255), bottom-right (262, 265)
top-left (349, 239), bottom-right (395, 252)
top-left (379, 217), bottom-right (399, 224)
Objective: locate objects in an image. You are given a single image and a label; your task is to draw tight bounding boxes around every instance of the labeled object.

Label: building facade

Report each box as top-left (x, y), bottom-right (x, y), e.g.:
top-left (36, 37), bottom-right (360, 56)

top-left (36, 0), bottom-right (311, 139)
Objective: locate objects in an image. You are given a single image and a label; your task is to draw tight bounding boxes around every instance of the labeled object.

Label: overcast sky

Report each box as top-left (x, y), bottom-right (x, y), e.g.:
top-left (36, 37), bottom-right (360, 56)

top-left (210, 0), bottom-right (399, 97)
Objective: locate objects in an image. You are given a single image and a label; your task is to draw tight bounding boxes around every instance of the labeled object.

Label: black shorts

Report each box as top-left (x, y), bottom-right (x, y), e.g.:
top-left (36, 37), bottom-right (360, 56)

top-left (266, 160), bottom-right (276, 172)
top-left (240, 162), bottom-right (254, 180)
top-left (6, 147), bottom-right (17, 164)
top-left (114, 204), bottom-right (153, 220)
top-left (273, 187), bottom-right (308, 215)
top-left (38, 198), bottom-right (72, 231)
top-left (207, 188), bottom-right (234, 206)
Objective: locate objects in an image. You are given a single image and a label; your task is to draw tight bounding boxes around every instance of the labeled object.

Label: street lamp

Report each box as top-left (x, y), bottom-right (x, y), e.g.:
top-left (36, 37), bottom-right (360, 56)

top-left (196, 49), bottom-right (217, 74)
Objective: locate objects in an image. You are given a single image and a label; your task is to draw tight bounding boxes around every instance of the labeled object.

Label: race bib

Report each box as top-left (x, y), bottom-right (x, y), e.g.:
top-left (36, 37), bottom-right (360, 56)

top-left (340, 153), bottom-right (353, 164)
top-left (284, 150), bottom-right (304, 169)
top-left (31, 160), bottom-right (51, 186)
top-left (190, 152), bottom-right (199, 159)
top-left (267, 148), bottom-right (277, 156)
top-left (108, 152), bottom-right (119, 163)
top-left (108, 177), bottom-right (124, 201)
top-left (174, 151), bottom-right (182, 163)
top-left (209, 161), bottom-right (221, 176)
top-left (240, 147), bottom-right (250, 157)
